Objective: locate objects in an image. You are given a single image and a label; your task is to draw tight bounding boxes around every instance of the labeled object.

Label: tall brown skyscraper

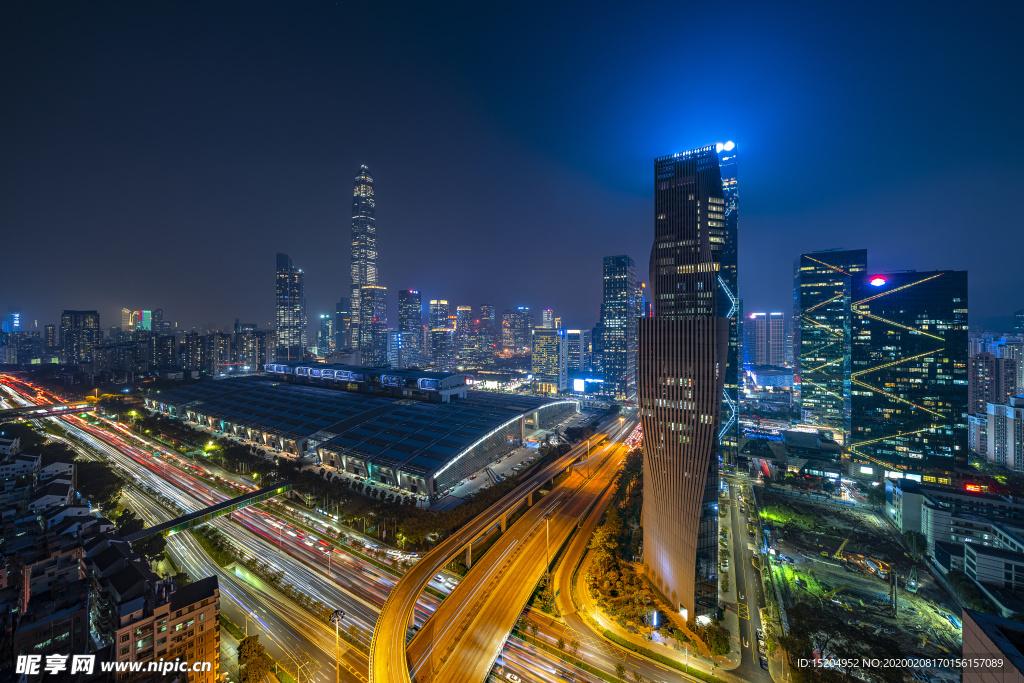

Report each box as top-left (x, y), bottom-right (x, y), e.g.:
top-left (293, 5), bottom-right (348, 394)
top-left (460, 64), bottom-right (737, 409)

top-left (639, 145), bottom-right (727, 620)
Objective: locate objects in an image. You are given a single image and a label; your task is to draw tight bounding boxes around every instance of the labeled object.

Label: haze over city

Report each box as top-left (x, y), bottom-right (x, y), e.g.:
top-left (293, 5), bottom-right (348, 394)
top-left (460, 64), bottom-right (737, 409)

top-left (3, 2), bottom-right (1022, 330)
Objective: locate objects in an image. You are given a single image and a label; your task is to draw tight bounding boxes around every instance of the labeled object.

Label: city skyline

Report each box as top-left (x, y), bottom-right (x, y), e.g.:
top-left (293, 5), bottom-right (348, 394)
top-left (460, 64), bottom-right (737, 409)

top-left (3, 4), bottom-right (1021, 333)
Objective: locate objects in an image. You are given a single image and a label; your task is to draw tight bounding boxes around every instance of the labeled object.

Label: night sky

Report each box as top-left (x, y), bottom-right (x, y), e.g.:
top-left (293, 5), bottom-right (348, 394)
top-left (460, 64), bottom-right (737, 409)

top-left (3, 1), bottom-right (1022, 333)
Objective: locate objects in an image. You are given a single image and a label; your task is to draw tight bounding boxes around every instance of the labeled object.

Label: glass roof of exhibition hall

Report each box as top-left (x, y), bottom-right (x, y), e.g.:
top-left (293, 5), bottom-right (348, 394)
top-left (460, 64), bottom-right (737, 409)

top-left (153, 377), bottom-right (571, 476)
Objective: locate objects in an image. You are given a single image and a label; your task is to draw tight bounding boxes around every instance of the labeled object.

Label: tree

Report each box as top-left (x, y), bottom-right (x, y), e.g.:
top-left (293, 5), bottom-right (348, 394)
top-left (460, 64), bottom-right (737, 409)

top-left (76, 460), bottom-right (124, 513)
top-left (615, 663), bottom-right (626, 680)
top-left (116, 509), bottom-right (146, 537)
top-left (557, 636), bottom-right (565, 652)
top-left (632, 672), bottom-right (644, 683)
top-left (569, 639), bottom-right (580, 659)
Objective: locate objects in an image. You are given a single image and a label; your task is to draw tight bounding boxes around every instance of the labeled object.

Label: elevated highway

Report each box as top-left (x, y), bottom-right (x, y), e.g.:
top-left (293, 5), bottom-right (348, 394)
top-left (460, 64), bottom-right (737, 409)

top-left (370, 415), bottom-right (635, 683)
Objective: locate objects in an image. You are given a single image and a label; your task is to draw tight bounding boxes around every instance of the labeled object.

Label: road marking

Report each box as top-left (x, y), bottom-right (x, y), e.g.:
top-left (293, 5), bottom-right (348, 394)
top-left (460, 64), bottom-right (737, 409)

top-left (738, 603), bottom-right (749, 620)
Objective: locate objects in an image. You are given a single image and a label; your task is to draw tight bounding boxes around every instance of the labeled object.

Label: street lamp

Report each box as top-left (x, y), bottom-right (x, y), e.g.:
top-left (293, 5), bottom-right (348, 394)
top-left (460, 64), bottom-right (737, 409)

top-left (330, 609), bottom-right (346, 683)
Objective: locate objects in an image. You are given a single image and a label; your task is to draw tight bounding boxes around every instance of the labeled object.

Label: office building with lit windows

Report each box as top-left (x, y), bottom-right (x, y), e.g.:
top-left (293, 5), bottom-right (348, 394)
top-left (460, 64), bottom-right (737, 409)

top-left (358, 285), bottom-right (388, 366)
top-left (565, 330), bottom-right (591, 373)
top-left (639, 145), bottom-right (727, 620)
top-left (350, 165), bottom-right (377, 349)
top-left (794, 249), bottom-right (868, 441)
top-left (747, 312), bottom-right (785, 367)
top-left (335, 297), bottom-right (351, 351)
top-left (275, 253), bottom-right (306, 362)
top-left (849, 270), bottom-right (968, 479)
top-left (716, 142), bottom-right (740, 460)
top-left (532, 328), bottom-right (567, 394)
top-left (602, 255), bottom-right (636, 399)
top-left (398, 290), bottom-right (422, 366)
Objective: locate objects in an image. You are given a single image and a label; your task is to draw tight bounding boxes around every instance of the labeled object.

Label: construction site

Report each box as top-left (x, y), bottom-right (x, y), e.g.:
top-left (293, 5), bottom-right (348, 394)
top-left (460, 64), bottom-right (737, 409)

top-left (756, 489), bottom-right (963, 682)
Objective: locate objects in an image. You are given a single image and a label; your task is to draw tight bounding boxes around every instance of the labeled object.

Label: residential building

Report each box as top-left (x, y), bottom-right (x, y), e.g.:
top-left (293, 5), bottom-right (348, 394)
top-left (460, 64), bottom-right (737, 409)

top-left (638, 145), bottom-right (726, 620)
top-left (850, 269), bottom-right (968, 478)
top-left (60, 310), bottom-right (100, 366)
top-left (602, 255), bottom-right (636, 399)
top-left (349, 165), bottom-right (377, 349)
top-left (532, 328), bottom-right (567, 394)
top-left (970, 351), bottom-right (1019, 416)
top-left (359, 285), bottom-right (388, 366)
top-left (275, 253), bottom-right (306, 361)
top-left (794, 249), bottom-right (868, 441)
top-left (988, 396), bottom-right (1024, 471)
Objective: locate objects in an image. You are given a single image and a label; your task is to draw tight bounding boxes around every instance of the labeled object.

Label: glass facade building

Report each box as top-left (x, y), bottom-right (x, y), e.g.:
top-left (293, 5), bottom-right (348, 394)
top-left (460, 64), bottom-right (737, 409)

top-left (850, 270), bottom-right (968, 478)
top-left (532, 328), bottom-right (567, 393)
top-left (350, 165), bottom-right (377, 351)
top-left (275, 252), bottom-right (306, 362)
top-left (716, 143), bottom-right (740, 460)
top-left (398, 290), bottom-right (422, 366)
top-left (794, 249), bottom-right (868, 442)
top-left (358, 285), bottom-right (388, 366)
top-left (602, 255), bottom-right (637, 399)
top-left (639, 145), bottom-right (726, 619)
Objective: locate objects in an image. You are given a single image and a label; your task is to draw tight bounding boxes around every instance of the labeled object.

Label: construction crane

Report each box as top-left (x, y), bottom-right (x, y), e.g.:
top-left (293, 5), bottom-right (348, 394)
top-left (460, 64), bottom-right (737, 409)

top-left (822, 585), bottom-right (848, 600)
top-left (907, 535), bottom-right (920, 593)
top-left (830, 518), bottom-right (865, 560)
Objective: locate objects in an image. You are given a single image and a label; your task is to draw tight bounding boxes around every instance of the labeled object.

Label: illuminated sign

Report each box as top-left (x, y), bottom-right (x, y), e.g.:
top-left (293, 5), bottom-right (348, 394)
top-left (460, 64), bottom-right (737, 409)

top-left (965, 484), bottom-right (981, 492)
top-left (573, 379), bottom-right (585, 393)
top-left (870, 277), bottom-right (887, 286)
top-left (859, 466), bottom-right (874, 475)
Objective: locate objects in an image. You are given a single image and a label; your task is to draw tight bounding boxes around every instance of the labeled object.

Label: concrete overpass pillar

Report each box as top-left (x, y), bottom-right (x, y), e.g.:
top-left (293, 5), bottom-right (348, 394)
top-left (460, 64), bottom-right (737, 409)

top-left (466, 543), bottom-right (472, 569)
top-left (500, 514), bottom-right (506, 533)
top-left (519, 417), bottom-right (525, 445)
top-left (527, 491), bottom-right (533, 507)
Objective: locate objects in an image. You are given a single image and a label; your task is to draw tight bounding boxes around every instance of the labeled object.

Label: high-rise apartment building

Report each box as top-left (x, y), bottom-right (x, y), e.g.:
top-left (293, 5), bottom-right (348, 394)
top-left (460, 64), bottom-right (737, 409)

top-left (565, 330), bottom-right (591, 373)
top-left (987, 396), bottom-right (1024, 471)
top-left (794, 249), bottom-right (868, 441)
top-left (602, 256), bottom-right (636, 399)
top-left (746, 312), bottom-right (785, 366)
top-left (60, 310), bottom-right (100, 366)
top-left (44, 324), bottom-right (57, 352)
top-left (350, 165), bottom-right (377, 349)
top-left (532, 328), bottom-right (567, 394)
top-left (359, 285), bottom-right (388, 366)
top-left (850, 270), bottom-right (969, 478)
top-left (970, 352), bottom-right (1019, 416)
top-left (275, 253), bottom-right (306, 361)
top-left (639, 145), bottom-right (727, 620)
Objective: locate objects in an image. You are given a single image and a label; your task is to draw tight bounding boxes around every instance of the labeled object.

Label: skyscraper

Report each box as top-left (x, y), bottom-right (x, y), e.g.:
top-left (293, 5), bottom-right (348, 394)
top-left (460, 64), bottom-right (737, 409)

top-left (335, 297), bottom-right (351, 352)
top-left (60, 310), bottom-right (100, 366)
top-left (716, 142), bottom-right (740, 461)
top-left (795, 248), bottom-right (868, 441)
top-left (350, 165), bottom-right (376, 349)
top-left (275, 253), bottom-right (306, 361)
top-left (746, 312), bottom-right (785, 366)
top-left (359, 285), bottom-right (388, 366)
top-left (850, 270), bottom-right (968, 479)
top-left (602, 256), bottom-right (636, 399)
top-left (479, 304), bottom-right (496, 365)
top-left (532, 328), bottom-right (567, 394)
top-left (565, 330), bottom-right (591, 373)
top-left (969, 352), bottom-right (1019, 416)
top-left (44, 324), bottom-right (57, 352)
top-left (1015, 309), bottom-right (1024, 336)
top-left (455, 306), bottom-right (474, 366)
top-left (317, 314), bottom-right (335, 356)
top-left (398, 290), bottom-right (422, 366)
top-left (541, 308), bottom-right (554, 329)
top-left (639, 145), bottom-right (727, 620)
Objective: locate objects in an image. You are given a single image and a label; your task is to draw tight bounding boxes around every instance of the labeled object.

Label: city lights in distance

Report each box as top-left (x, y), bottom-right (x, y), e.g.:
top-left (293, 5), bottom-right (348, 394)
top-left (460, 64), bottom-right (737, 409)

top-left (870, 277), bottom-right (887, 286)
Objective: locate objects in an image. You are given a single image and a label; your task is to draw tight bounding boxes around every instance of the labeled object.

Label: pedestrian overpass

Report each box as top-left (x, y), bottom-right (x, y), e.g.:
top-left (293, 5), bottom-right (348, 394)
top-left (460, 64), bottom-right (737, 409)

top-left (124, 481), bottom-right (292, 542)
top-left (0, 401), bottom-right (94, 422)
